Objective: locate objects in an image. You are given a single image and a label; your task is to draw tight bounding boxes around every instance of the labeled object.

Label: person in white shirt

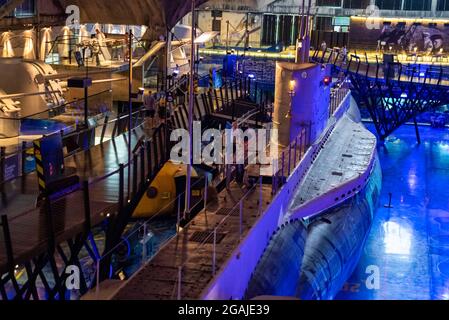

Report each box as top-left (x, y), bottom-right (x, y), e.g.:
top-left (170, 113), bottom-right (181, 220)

top-left (342, 46), bottom-right (348, 64)
top-left (321, 41), bottom-right (327, 54)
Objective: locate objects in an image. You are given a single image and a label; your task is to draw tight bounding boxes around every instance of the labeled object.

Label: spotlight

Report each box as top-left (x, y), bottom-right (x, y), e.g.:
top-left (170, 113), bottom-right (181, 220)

top-left (289, 80), bottom-right (296, 93)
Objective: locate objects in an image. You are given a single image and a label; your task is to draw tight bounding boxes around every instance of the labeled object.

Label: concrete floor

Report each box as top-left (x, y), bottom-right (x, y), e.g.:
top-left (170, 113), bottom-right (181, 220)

top-left (336, 124), bottom-right (449, 300)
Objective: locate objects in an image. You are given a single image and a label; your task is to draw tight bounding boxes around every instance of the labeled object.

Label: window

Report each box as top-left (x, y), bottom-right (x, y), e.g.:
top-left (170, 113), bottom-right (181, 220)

top-left (343, 0), bottom-right (370, 9)
top-left (437, 0), bottom-right (449, 11)
top-left (316, 16), bottom-right (334, 32)
top-left (375, 0), bottom-right (402, 10)
top-left (14, 0), bottom-right (35, 17)
top-left (212, 20), bottom-right (221, 32)
top-left (316, 0), bottom-right (342, 6)
top-left (333, 16), bottom-right (350, 26)
top-left (261, 15), bottom-right (277, 46)
top-left (403, 0), bottom-right (431, 10)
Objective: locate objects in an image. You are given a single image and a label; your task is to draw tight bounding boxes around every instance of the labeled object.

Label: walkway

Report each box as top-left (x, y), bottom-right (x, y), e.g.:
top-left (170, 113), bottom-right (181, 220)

top-left (109, 180), bottom-right (274, 300)
top-left (0, 126), bottom-right (150, 275)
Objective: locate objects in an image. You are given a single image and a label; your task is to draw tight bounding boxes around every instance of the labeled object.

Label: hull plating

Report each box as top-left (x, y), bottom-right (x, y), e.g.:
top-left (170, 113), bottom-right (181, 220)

top-left (246, 157), bottom-right (381, 299)
top-left (297, 157), bottom-right (382, 299)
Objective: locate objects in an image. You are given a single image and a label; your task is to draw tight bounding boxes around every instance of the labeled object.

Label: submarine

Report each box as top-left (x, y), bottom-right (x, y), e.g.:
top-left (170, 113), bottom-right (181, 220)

top-left (245, 62), bottom-right (382, 300)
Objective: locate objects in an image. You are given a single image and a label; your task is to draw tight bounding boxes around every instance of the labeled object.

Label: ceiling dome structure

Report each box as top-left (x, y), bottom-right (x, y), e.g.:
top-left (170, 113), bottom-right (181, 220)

top-left (1, 0), bottom-right (210, 39)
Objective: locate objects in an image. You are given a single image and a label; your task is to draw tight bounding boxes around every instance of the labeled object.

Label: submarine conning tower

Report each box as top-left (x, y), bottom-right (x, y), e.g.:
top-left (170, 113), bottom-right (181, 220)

top-left (245, 61), bottom-right (381, 300)
top-left (274, 61), bottom-right (332, 147)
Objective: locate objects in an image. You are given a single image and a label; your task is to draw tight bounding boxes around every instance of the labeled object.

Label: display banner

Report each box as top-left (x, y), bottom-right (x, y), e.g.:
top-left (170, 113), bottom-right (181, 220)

top-left (349, 17), bottom-right (449, 53)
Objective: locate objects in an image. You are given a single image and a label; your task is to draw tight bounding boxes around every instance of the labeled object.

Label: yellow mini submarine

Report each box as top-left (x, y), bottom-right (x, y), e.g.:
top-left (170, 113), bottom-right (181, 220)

top-left (133, 161), bottom-right (199, 218)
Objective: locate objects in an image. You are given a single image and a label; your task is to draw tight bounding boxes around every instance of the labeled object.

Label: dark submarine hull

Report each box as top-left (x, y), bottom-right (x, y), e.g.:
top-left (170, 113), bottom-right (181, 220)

top-left (246, 156), bottom-right (382, 300)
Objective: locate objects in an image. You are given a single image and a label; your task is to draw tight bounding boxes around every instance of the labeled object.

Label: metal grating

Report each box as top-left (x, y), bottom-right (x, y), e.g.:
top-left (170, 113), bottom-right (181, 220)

top-left (215, 208), bottom-right (239, 216)
top-left (189, 231), bottom-right (226, 244)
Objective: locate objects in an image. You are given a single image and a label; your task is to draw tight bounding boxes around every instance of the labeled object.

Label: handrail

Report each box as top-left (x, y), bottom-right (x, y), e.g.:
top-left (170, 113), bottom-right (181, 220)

top-left (192, 183), bottom-right (258, 252)
top-left (0, 88), bottom-right (112, 121)
top-left (315, 48), bottom-right (449, 83)
top-left (0, 106), bottom-right (146, 186)
top-left (97, 177), bottom-right (205, 261)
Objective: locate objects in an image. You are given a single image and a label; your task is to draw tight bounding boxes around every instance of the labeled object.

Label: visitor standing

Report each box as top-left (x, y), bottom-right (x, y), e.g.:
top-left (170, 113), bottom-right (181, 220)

top-left (143, 90), bottom-right (156, 129)
top-left (321, 41), bottom-right (327, 54)
top-left (342, 46), bottom-right (348, 64)
top-left (124, 31), bottom-right (130, 62)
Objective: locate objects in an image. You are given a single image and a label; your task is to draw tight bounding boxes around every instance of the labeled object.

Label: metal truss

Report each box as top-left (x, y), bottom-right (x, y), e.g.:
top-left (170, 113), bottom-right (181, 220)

top-left (311, 48), bottom-right (449, 141)
top-left (1, 211), bottom-right (100, 300)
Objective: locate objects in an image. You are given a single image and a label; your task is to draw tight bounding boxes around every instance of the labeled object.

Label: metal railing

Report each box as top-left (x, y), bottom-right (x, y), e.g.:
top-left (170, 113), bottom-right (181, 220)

top-left (88, 71), bottom-right (353, 300)
top-left (89, 174), bottom-right (209, 298)
top-left (312, 47), bottom-right (449, 85)
top-left (44, 34), bottom-right (147, 67)
top-left (271, 127), bottom-right (309, 196)
top-left (330, 80), bottom-right (351, 117)
top-left (0, 120), bottom-right (172, 300)
top-left (0, 103), bottom-right (146, 186)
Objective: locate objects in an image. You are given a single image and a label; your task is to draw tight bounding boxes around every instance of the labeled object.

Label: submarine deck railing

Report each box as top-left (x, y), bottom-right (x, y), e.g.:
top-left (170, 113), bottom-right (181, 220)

top-left (87, 79), bottom-right (351, 300)
top-left (170, 81), bottom-right (351, 300)
top-left (100, 127), bottom-right (314, 299)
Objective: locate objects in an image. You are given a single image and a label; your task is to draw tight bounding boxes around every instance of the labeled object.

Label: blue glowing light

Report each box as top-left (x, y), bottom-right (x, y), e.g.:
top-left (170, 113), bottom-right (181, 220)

top-left (383, 220), bottom-right (412, 255)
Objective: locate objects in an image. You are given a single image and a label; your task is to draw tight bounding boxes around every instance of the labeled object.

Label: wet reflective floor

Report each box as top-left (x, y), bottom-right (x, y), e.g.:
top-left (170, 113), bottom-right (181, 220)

top-left (336, 124), bottom-right (449, 300)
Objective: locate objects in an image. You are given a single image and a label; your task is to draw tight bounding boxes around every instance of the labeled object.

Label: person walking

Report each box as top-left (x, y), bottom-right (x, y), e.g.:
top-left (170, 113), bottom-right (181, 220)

top-left (91, 39), bottom-right (101, 66)
top-left (123, 31), bottom-right (130, 62)
top-left (342, 46), bottom-right (348, 64)
top-left (321, 41), bottom-right (327, 54)
top-left (143, 90), bottom-right (156, 129)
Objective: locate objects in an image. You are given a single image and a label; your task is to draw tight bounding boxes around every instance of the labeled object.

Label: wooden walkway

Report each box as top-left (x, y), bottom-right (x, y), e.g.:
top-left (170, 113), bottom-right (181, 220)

top-left (109, 179), bottom-right (274, 300)
top-left (0, 126), bottom-right (150, 275)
